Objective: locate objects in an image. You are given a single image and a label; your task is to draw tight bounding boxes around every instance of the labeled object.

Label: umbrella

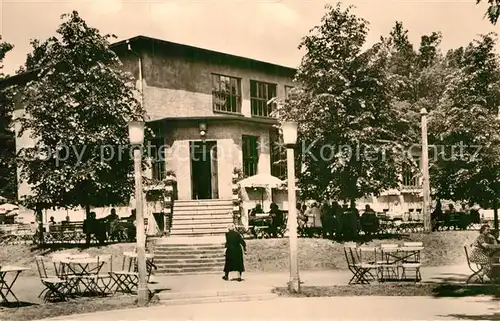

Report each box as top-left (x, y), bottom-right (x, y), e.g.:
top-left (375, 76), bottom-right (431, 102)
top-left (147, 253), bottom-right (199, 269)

top-left (238, 174), bottom-right (284, 188)
top-left (0, 203), bottom-right (19, 214)
top-left (238, 174), bottom-right (284, 205)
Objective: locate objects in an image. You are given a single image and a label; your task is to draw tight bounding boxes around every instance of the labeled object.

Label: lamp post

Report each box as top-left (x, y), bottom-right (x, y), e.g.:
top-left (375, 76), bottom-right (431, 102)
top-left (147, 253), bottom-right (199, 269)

top-left (128, 120), bottom-right (149, 306)
top-left (420, 108), bottom-right (431, 233)
top-left (282, 121), bottom-right (300, 293)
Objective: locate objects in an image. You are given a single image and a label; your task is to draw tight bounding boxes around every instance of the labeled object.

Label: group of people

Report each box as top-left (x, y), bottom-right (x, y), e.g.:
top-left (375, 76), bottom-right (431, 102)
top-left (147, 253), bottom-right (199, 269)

top-left (248, 203), bottom-right (285, 237)
top-left (83, 208), bottom-right (136, 244)
top-left (431, 201), bottom-right (481, 231)
top-left (296, 202), bottom-right (379, 239)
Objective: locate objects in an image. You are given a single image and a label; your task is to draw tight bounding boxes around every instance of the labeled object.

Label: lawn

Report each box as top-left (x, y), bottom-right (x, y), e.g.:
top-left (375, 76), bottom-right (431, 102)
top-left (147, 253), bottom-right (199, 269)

top-left (244, 230), bottom-right (477, 272)
top-left (272, 283), bottom-right (500, 298)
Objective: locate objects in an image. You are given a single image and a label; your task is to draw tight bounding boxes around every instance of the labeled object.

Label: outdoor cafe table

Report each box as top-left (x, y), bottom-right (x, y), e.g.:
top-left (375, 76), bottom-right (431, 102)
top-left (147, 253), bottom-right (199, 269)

top-left (0, 266), bottom-right (30, 305)
top-left (381, 246), bottom-right (424, 264)
top-left (60, 257), bottom-right (106, 295)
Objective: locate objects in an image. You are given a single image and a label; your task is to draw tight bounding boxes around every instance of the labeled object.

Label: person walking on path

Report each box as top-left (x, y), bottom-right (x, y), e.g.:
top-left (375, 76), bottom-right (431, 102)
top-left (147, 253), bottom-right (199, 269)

top-left (223, 223), bottom-right (247, 281)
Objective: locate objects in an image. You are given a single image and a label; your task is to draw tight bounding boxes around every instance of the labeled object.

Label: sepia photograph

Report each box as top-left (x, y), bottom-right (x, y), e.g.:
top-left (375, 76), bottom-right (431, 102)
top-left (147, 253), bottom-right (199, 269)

top-left (0, 0), bottom-right (500, 320)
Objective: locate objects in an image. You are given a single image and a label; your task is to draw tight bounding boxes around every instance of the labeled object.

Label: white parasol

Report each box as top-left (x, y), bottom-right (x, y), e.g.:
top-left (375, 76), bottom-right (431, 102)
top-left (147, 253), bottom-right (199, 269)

top-left (238, 174), bottom-right (284, 205)
top-left (238, 173), bottom-right (284, 188)
top-left (0, 203), bottom-right (19, 215)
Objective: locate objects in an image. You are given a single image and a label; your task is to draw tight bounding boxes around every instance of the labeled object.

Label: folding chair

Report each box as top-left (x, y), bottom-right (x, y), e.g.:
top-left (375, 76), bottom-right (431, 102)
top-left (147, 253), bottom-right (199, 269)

top-left (109, 256), bottom-right (139, 293)
top-left (35, 256), bottom-right (68, 302)
top-left (344, 247), bottom-right (376, 284)
top-left (378, 244), bottom-right (399, 281)
top-left (93, 255), bottom-right (113, 295)
top-left (464, 246), bottom-right (485, 284)
top-left (358, 246), bottom-right (379, 281)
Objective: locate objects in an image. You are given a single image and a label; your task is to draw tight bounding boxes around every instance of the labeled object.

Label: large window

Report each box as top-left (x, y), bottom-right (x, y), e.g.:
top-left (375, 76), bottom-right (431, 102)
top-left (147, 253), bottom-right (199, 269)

top-left (149, 123), bottom-right (166, 181)
top-left (270, 131), bottom-right (287, 180)
top-left (402, 156), bottom-right (421, 187)
top-left (250, 80), bottom-right (277, 117)
top-left (242, 135), bottom-right (259, 177)
top-left (285, 85), bottom-right (294, 99)
top-left (212, 74), bottom-right (241, 113)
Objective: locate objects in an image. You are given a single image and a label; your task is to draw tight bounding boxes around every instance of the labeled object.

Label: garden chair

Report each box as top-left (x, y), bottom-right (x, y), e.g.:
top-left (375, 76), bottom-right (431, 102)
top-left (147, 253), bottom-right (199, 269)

top-left (35, 256), bottom-right (68, 302)
top-left (344, 246), bottom-right (377, 284)
top-left (109, 255), bottom-right (139, 293)
top-left (378, 244), bottom-right (400, 281)
top-left (464, 245), bottom-right (485, 284)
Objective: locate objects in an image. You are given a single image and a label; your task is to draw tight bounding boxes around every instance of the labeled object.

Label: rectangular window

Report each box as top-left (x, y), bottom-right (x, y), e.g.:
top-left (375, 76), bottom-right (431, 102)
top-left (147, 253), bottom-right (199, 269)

top-left (250, 80), bottom-right (277, 117)
top-left (402, 156), bottom-right (421, 187)
top-left (242, 135), bottom-right (259, 177)
top-left (149, 123), bottom-right (166, 181)
top-left (212, 73), bottom-right (241, 113)
top-left (285, 85), bottom-right (294, 99)
top-left (270, 131), bottom-right (286, 180)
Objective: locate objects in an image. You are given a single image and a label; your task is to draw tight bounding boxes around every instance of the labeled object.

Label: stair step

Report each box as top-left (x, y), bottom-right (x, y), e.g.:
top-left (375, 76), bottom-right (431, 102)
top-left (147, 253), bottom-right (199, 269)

top-left (159, 293), bottom-right (277, 306)
top-left (155, 258), bottom-right (225, 264)
top-left (170, 231), bottom-right (227, 235)
top-left (155, 244), bottom-right (224, 249)
top-left (154, 254), bottom-right (223, 260)
top-left (173, 216), bottom-right (233, 222)
top-left (172, 223), bottom-right (233, 229)
top-left (173, 208), bottom-right (233, 214)
top-left (174, 200), bottom-right (233, 207)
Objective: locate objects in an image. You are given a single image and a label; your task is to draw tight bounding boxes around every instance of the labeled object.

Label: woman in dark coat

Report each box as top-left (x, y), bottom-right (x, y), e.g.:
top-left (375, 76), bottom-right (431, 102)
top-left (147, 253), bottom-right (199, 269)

top-left (223, 223), bottom-right (247, 281)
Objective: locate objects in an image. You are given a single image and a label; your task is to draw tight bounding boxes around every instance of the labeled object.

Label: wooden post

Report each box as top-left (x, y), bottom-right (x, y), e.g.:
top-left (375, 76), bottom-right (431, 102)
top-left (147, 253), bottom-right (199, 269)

top-left (286, 147), bottom-right (300, 292)
top-left (420, 108), bottom-right (432, 233)
top-left (134, 148), bottom-right (148, 306)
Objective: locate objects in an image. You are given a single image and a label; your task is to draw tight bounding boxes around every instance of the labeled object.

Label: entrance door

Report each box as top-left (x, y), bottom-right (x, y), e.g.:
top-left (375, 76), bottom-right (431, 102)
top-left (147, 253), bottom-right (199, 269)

top-left (211, 144), bottom-right (219, 199)
top-left (190, 141), bottom-right (217, 200)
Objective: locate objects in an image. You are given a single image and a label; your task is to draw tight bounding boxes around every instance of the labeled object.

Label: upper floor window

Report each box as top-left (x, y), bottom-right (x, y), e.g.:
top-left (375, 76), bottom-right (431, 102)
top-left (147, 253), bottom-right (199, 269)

top-left (212, 74), bottom-right (241, 114)
top-left (250, 80), bottom-right (277, 117)
top-left (285, 85), bottom-right (294, 99)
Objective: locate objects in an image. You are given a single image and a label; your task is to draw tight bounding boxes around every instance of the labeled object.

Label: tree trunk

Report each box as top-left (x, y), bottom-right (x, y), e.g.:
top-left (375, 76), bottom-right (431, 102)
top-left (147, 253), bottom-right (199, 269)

top-left (85, 204), bottom-right (91, 219)
top-left (494, 207), bottom-right (499, 232)
top-left (36, 206), bottom-right (44, 244)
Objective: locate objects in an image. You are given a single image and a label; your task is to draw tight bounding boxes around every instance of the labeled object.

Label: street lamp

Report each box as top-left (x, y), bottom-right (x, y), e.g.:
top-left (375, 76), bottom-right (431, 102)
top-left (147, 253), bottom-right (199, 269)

top-left (420, 108), bottom-right (431, 233)
top-left (128, 120), bottom-right (149, 306)
top-left (281, 120), bottom-right (300, 293)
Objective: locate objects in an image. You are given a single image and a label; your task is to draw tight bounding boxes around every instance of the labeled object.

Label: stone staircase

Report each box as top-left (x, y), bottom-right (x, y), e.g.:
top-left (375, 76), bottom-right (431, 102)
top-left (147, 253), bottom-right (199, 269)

top-left (170, 199), bottom-right (234, 236)
top-left (154, 241), bottom-right (225, 274)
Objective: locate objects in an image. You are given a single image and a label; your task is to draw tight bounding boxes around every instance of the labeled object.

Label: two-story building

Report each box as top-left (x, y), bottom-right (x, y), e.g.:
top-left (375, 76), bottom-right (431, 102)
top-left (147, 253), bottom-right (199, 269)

top-left (4, 35), bottom-right (424, 236)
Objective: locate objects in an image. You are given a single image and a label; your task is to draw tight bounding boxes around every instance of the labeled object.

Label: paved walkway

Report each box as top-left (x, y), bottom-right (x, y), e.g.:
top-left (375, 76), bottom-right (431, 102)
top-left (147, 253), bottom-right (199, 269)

top-left (10, 265), bottom-right (472, 304)
top-left (37, 296), bottom-right (499, 321)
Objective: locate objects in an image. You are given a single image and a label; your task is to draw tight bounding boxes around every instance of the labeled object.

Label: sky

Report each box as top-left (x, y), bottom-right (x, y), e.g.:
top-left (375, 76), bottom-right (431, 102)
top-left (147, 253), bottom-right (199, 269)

top-left (0, 0), bottom-right (498, 75)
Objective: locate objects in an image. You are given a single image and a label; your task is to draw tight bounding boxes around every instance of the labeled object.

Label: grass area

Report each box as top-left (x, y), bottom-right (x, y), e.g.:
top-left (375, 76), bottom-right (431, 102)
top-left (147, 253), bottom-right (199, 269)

top-left (0, 295), bottom-right (159, 321)
top-left (272, 283), bottom-right (500, 298)
top-left (244, 230), bottom-right (477, 272)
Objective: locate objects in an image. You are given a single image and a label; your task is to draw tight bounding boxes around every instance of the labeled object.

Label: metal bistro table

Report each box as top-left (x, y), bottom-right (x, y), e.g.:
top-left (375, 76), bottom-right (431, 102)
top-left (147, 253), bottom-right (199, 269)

top-left (0, 266), bottom-right (30, 305)
top-left (60, 256), bottom-right (108, 296)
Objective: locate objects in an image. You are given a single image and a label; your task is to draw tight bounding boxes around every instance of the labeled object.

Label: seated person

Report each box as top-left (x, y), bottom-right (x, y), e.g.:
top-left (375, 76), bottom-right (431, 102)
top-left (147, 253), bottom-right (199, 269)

top-left (269, 203), bottom-right (284, 237)
top-left (248, 204), bottom-right (266, 226)
top-left (470, 224), bottom-right (500, 279)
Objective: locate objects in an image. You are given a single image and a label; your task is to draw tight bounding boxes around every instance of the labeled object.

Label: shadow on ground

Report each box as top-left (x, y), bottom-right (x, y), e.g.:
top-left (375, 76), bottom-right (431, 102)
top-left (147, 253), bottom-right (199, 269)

top-left (442, 313), bottom-right (500, 320)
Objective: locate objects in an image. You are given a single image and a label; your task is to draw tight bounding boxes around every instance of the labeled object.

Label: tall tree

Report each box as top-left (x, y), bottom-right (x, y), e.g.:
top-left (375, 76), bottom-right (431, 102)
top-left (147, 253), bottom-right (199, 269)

top-left (429, 33), bottom-right (500, 228)
top-left (477, 0), bottom-right (500, 25)
top-left (18, 11), bottom-right (145, 216)
top-left (0, 36), bottom-right (16, 201)
top-left (383, 22), bottom-right (451, 190)
top-left (274, 4), bottom-right (413, 205)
